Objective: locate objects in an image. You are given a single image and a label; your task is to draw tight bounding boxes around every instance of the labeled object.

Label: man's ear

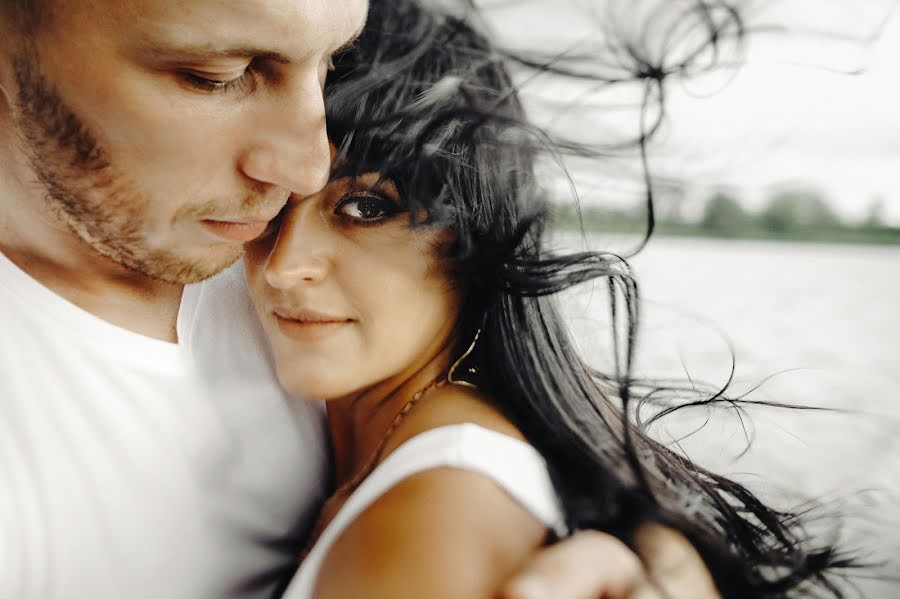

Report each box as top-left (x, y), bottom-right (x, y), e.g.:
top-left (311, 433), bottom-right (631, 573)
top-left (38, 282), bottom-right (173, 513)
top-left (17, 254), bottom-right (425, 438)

top-left (0, 25), bottom-right (24, 118)
top-left (0, 52), bottom-right (15, 115)
top-left (0, 19), bottom-right (16, 111)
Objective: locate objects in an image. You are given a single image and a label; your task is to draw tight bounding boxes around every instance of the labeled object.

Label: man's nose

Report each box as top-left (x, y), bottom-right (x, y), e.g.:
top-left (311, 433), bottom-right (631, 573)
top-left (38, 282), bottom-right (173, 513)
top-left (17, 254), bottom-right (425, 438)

top-left (238, 71), bottom-right (331, 198)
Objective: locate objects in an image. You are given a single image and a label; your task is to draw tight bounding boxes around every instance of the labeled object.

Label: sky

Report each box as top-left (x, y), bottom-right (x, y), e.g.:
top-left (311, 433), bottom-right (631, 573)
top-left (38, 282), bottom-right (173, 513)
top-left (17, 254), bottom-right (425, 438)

top-left (477, 0), bottom-right (900, 224)
top-left (660, 0), bottom-right (900, 223)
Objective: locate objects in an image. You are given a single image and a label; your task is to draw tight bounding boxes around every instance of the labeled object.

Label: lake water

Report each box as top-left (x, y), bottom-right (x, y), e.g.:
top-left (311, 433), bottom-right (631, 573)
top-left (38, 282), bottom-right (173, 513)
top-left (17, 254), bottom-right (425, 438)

top-left (551, 234), bottom-right (900, 596)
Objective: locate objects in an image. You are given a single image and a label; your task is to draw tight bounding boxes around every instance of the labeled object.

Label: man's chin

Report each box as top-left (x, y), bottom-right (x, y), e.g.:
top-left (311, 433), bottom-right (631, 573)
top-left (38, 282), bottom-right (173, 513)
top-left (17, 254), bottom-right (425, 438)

top-left (118, 244), bottom-right (244, 285)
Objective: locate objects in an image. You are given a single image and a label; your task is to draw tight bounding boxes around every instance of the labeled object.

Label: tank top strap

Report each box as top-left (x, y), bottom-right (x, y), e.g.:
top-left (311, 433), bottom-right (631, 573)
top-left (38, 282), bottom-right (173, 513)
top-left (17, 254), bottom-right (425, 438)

top-left (283, 423), bottom-right (568, 599)
top-left (355, 423), bottom-right (568, 537)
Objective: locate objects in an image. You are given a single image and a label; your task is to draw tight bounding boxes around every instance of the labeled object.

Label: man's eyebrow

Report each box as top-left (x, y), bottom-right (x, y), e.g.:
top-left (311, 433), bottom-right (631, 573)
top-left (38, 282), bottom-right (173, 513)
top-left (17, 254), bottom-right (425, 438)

top-left (144, 22), bottom-right (365, 63)
top-left (145, 44), bottom-right (290, 63)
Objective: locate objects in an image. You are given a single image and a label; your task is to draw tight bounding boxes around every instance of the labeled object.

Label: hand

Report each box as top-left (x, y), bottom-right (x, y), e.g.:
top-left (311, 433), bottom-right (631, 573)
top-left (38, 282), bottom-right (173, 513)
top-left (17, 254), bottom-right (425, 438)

top-left (496, 524), bottom-right (721, 599)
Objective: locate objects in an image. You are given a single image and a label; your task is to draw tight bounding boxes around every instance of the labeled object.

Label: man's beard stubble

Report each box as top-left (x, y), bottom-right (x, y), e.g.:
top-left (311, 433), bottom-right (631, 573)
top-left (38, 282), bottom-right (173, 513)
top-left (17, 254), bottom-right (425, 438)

top-left (10, 52), bottom-right (244, 285)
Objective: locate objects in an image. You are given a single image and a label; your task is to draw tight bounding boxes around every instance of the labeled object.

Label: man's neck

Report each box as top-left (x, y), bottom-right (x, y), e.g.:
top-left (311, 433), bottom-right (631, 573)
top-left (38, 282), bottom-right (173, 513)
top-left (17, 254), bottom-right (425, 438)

top-left (0, 154), bottom-right (184, 343)
top-left (1, 242), bottom-right (185, 342)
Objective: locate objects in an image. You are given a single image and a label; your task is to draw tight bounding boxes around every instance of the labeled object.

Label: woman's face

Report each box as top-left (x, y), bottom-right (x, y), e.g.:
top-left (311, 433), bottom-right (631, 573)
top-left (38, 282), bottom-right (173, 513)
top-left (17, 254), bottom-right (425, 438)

top-left (244, 174), bottom-right (461, 400)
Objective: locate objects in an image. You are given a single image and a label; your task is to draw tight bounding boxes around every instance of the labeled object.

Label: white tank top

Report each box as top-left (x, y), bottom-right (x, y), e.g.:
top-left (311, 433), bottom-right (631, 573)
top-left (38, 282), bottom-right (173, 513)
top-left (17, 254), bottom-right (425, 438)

top-left (282, 423), bottom-right (568, 599)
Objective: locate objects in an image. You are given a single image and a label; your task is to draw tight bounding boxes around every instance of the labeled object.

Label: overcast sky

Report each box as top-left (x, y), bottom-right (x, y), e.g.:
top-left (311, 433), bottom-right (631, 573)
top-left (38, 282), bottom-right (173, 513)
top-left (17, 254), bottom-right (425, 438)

top-left (479, 0), bottom-right (900, 223)
top-left (660, 0), bottom-right (900, 222)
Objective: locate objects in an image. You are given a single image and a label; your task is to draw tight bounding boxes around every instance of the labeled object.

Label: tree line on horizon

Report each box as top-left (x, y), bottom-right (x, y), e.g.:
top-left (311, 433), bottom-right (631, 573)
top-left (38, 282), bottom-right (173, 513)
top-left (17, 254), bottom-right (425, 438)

top-left (551, 188), bottom-right (900, 245)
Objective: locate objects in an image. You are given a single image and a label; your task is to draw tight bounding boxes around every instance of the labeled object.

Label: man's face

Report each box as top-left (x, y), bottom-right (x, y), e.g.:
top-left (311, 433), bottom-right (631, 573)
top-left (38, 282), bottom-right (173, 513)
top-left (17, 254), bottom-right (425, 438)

top-left (3, 0), bottom-right (368, 283)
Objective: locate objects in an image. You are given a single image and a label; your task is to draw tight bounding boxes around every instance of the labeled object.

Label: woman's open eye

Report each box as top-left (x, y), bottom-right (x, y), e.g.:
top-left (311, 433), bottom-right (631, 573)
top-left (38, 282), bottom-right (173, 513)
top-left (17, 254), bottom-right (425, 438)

top-left (335, 192), bottom-right (403, 223)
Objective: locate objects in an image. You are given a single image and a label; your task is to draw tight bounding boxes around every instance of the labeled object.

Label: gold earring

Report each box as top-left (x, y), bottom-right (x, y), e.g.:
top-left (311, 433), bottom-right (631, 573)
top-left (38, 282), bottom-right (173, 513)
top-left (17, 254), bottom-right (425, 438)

top-left (447, 328), bottom-right (481, 389)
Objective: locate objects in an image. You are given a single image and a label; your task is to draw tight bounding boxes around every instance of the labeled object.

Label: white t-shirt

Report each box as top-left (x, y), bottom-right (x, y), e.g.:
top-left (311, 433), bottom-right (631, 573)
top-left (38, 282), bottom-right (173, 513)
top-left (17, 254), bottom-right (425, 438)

top-left (283, 423), bottom-right (568, 599)
top-left (0, 252), bottom-right (330, 599)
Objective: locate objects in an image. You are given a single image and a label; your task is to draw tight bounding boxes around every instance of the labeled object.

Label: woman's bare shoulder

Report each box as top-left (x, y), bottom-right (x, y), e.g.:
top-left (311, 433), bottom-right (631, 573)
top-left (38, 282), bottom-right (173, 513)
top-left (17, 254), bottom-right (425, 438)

top-left (313, 464), bottom-right (548, 599)
top-left (311, 385), bottom-right (549, 598)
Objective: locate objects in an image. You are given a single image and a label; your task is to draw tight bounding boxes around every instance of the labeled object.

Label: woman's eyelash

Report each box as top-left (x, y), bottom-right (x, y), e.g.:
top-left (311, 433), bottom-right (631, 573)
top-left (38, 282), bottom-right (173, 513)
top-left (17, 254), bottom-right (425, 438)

top-left (335, 192), bottom-right (403, 223)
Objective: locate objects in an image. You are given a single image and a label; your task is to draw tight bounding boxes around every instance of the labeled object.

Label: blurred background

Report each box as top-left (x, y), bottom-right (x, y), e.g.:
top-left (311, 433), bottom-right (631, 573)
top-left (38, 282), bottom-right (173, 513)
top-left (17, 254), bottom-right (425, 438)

top-left (475, 0), bottom-right (899, 595)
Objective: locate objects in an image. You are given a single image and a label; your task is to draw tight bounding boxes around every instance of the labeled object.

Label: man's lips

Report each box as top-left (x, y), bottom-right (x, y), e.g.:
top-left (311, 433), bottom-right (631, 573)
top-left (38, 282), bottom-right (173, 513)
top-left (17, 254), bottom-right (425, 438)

top-left (201, 219), bottom-right (270, 242)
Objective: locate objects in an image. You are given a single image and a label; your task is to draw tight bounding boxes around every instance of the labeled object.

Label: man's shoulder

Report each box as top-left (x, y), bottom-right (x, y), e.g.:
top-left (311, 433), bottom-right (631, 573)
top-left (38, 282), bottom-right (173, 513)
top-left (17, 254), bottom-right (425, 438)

top-left (185, 262), bottom-right (255, 330)
top-left (194, 261), bottom-right (252, 305)
top-left (183, 261), bottom-right (269, 362)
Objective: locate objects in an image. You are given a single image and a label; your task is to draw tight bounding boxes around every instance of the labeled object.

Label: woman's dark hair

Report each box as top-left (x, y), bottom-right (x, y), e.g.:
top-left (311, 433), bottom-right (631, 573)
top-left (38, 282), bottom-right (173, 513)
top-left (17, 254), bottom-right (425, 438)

top-left (325, 1), bottom-right (855, 596)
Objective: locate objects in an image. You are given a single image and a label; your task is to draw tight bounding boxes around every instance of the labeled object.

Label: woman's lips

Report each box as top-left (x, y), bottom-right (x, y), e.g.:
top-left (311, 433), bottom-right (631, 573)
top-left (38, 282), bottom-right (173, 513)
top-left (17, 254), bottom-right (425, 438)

top-left (201, 219), bottom-right (269, 242)
top-left (273, 310), bottom-right (353, 342)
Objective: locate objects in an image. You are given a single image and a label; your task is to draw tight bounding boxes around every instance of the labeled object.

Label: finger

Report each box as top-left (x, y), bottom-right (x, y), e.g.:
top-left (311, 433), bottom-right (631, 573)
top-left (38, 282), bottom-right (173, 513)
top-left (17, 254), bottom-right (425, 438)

top-left (633, 524), bottom-right (721, 599)
top-left (497, 530), bottom-right (648, 599)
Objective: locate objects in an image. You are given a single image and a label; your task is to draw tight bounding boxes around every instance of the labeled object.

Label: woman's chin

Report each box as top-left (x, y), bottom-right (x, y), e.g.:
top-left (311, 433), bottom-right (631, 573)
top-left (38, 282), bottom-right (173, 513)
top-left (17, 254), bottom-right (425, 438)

top-left (276, 369), bottom-right (355, 402)
top-left (280, 382), bottom-right (339, 402)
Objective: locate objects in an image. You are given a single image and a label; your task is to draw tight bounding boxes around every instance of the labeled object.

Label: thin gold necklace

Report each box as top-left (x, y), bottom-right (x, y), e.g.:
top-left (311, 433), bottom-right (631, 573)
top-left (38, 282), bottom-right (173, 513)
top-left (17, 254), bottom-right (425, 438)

top-left (334, 375), bottom-right (446, 499)
top-left (302, 329), bottom-right (481, 557)
top-left (300, 376), bottom-right (446, 559)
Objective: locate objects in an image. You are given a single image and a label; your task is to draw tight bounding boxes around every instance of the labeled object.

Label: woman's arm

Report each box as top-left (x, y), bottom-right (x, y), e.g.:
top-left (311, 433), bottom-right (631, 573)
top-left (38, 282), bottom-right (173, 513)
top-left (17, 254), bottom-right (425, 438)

top-left (314, 466), bottom-right (549, 599)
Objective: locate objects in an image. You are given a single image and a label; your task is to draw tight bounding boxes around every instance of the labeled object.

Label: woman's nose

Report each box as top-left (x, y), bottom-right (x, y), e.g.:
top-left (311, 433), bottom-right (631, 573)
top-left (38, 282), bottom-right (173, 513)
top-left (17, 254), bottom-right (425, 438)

top-left (263, 207), bottom-right (333, 290)
top-left (265, 252), bottom-right (330, 289)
